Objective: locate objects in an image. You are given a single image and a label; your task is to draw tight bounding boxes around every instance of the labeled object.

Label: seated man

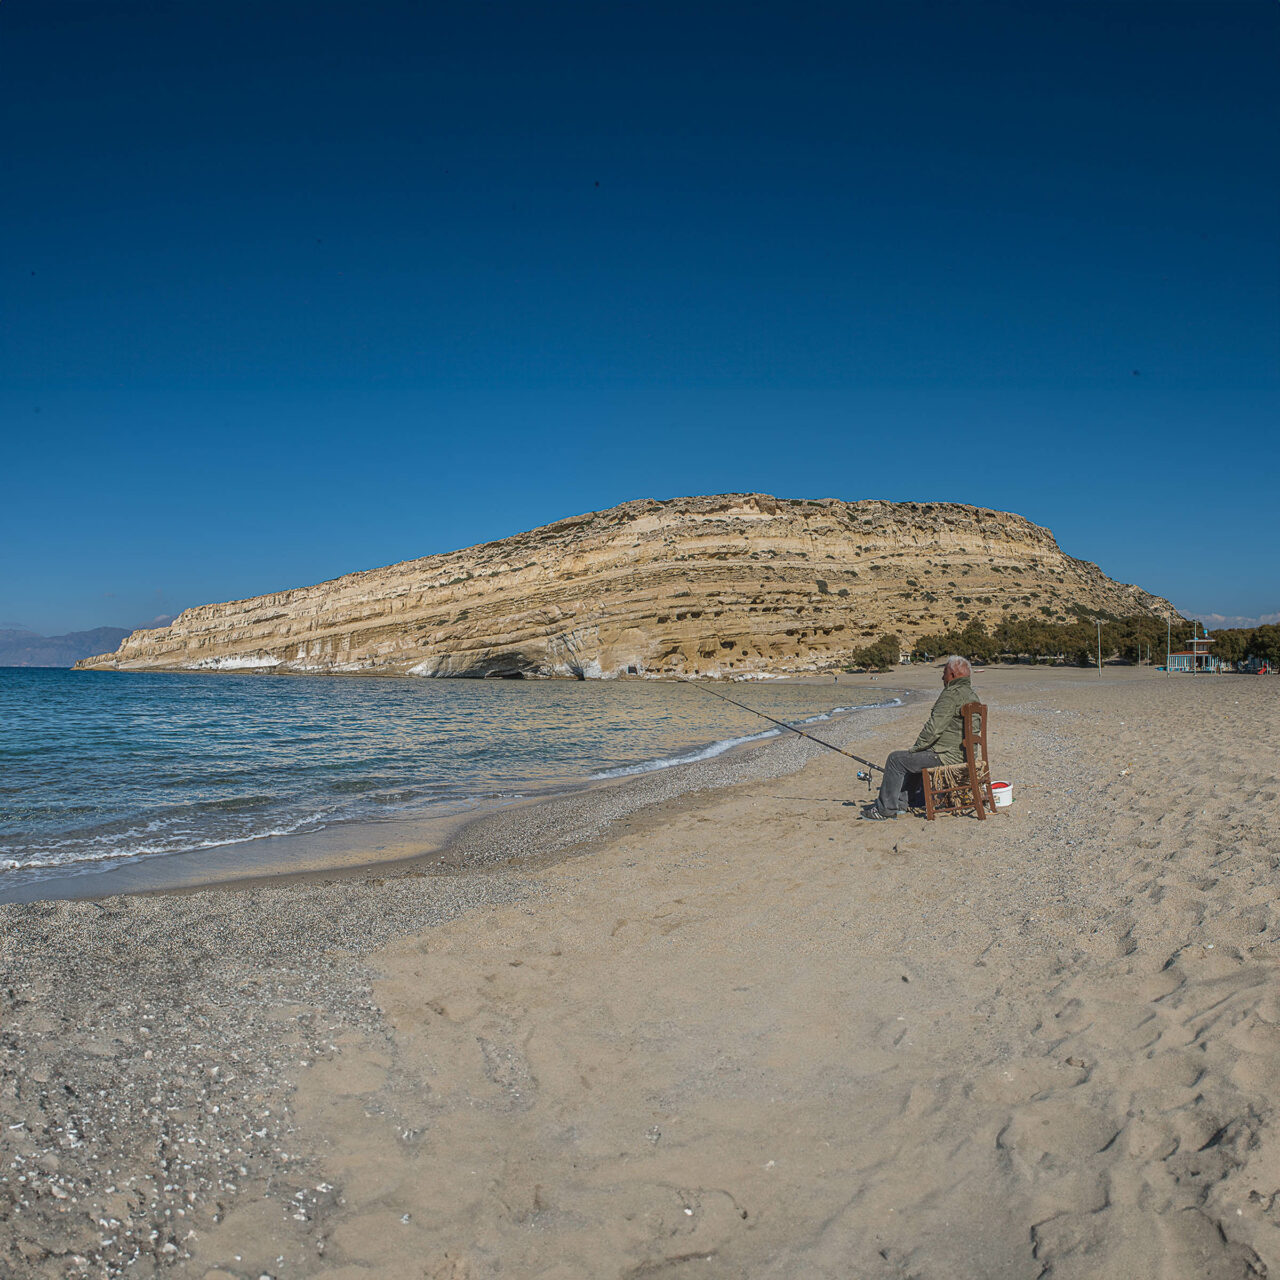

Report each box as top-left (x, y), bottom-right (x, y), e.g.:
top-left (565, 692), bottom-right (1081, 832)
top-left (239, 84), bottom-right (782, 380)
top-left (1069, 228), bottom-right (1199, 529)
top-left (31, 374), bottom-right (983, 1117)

top-left (862, 656), bottom-right (977, 820)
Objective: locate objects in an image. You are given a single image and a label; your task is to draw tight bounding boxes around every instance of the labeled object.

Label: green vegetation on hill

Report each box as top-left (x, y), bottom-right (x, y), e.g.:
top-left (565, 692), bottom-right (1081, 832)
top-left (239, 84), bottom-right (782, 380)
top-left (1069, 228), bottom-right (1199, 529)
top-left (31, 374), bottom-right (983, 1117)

top-left (1208, 624), bottom-right (1280, 667)
top-left (910, 612), bottom-right (1196, 667)
top-left (849, 633), bottom-right (902, 672)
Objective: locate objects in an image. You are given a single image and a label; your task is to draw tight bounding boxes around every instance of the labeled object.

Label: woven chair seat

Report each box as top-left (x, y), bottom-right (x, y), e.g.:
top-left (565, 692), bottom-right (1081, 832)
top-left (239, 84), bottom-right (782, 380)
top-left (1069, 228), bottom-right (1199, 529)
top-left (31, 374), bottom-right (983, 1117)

top-left (926, 760), bottom-right (990, 788)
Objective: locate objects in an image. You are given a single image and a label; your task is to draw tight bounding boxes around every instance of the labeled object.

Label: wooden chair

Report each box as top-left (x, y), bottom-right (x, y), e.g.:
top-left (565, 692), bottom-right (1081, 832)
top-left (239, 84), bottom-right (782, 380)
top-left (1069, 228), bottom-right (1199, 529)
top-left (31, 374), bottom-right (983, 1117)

top-left (921, 702), bottom-right (998, 820)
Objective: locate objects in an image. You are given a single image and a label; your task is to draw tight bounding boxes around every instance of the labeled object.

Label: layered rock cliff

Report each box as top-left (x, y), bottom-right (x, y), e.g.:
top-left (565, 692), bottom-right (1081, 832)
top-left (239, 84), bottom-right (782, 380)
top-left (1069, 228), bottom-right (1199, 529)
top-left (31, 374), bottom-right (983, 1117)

top-left (75, 494), bottom-right (1179, 678)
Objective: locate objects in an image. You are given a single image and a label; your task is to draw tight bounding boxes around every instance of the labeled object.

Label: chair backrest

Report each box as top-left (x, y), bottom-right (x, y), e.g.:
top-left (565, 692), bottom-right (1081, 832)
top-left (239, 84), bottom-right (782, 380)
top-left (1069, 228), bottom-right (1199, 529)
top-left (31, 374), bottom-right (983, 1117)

top-left (960, 702), bottom-right (989, 768)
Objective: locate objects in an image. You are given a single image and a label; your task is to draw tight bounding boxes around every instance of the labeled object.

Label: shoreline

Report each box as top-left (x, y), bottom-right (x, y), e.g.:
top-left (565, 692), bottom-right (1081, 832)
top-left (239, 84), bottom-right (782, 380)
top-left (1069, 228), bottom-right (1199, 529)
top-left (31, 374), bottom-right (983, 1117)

top-left (0, 681), bottom-right (914, 905)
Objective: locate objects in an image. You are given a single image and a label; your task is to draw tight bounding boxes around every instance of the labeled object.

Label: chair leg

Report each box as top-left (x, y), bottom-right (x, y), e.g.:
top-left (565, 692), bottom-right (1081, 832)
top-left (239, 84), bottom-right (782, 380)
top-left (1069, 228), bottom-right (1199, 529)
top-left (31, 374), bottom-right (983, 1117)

top-left (923, 771), bottom-right (935, 821)
top-left (968, 762), bottom-right (985, 819)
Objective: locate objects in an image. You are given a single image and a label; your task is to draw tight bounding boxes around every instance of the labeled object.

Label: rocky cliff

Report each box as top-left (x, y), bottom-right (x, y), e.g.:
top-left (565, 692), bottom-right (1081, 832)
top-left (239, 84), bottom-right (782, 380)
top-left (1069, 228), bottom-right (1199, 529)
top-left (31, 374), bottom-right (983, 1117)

top-left (75, 494), bottom-right (1179, 678)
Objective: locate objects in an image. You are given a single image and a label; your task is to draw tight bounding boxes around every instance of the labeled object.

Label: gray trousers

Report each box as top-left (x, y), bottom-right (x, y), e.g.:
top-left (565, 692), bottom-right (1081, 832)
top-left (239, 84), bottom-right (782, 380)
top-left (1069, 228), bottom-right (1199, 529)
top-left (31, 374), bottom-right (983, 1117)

top-left (875, 749), bottom-right (941, 815)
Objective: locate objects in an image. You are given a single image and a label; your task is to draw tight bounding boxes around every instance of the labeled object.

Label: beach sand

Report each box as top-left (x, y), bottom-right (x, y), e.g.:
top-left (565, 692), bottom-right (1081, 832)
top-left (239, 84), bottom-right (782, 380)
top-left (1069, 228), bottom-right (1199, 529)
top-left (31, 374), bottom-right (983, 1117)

top-left (3, 667), bottom-right (1278, 1278)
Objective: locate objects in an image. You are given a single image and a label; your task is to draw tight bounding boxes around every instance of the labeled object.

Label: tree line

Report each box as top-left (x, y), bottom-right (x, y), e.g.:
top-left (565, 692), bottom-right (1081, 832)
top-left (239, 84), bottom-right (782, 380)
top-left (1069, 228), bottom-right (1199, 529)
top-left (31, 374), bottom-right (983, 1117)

top-left (1205, 623), bottom-right (1280, 667)
top-left (846, 615), bottom-right (1280, 672)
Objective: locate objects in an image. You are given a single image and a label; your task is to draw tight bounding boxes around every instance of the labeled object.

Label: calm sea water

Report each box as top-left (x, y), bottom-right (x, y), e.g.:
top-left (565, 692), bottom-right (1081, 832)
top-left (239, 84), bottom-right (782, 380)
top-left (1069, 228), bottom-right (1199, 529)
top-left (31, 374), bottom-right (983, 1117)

top-left (1, 668), bottom-right (892, 893)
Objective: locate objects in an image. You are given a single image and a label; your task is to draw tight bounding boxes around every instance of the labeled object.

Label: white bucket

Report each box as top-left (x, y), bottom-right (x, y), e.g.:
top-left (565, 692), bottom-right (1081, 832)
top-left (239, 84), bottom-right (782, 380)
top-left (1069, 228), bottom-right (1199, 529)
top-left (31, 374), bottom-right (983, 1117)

top-left (991, 780), bottom-right (1013, 808)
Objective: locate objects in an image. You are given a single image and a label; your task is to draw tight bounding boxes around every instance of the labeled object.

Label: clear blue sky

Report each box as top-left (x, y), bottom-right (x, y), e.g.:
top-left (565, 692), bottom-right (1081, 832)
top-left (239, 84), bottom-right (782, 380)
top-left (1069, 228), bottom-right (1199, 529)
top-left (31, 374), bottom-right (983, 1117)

top-left (3, 1), bottom-right (1277, 635)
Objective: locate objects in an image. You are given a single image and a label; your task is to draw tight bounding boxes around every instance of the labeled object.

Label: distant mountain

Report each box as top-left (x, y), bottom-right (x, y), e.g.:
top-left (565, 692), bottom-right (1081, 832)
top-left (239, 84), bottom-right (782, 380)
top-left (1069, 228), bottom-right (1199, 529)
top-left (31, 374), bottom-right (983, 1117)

top-left (0, 626), bottom-right (135, 667)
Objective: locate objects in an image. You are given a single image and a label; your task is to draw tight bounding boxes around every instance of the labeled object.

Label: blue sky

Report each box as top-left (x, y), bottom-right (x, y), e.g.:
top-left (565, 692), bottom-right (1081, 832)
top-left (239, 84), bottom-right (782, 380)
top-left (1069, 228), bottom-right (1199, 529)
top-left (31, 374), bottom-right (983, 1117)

top-left (3, 1), bottom-right (1277, 635)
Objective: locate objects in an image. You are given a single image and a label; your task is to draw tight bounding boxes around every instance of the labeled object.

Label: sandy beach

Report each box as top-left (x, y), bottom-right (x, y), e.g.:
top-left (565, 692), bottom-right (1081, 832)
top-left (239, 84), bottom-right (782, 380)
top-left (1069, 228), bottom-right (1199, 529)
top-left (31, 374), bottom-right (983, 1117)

top-left (3, 666), bottom-right (1278, 1279)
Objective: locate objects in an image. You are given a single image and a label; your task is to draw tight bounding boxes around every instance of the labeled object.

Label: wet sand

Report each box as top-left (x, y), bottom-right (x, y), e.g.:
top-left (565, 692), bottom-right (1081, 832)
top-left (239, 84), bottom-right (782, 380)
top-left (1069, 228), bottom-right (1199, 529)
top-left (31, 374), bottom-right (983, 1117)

top-left (3, 667), bottom-right (1278, 1278)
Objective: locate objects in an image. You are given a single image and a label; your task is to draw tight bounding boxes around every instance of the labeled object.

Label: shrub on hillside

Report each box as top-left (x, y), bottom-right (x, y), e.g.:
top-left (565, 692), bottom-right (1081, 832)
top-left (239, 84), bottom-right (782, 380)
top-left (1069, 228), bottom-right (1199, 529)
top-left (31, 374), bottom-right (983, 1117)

top-left (850, 633), bottom-right (901, 672)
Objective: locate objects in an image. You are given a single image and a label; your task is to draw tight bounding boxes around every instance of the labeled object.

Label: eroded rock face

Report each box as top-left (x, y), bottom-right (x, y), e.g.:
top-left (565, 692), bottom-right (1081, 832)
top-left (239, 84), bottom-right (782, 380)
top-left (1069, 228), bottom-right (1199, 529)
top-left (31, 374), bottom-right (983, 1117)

top-left (75, 494), bottom-right (1178, 678)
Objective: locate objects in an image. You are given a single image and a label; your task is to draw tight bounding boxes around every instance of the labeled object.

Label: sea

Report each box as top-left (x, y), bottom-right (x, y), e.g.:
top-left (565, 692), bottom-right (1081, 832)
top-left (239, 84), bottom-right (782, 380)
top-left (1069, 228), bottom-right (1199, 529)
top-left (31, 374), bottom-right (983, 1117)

top-left (0, 668), bottom-right (896, 900)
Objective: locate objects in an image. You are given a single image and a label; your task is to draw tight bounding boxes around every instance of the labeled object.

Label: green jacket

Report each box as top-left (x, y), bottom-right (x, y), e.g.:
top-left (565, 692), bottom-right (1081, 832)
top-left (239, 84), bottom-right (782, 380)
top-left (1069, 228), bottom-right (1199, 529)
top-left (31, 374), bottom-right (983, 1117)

top-left (911, 676), bottom-right (977, 765)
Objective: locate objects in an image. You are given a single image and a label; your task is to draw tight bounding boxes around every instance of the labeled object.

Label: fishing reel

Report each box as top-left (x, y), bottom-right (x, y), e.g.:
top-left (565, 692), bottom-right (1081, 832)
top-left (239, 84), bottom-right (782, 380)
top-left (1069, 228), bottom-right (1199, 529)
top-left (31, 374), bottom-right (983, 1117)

top-left (856, 769), bottom-right (874, 790)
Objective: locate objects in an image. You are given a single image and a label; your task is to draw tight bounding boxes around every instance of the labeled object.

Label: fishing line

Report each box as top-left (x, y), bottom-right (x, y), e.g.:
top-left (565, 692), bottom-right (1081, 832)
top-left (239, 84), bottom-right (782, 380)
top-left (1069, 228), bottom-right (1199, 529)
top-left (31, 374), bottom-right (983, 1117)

top-left (676, 677), bottom-right (884, 779)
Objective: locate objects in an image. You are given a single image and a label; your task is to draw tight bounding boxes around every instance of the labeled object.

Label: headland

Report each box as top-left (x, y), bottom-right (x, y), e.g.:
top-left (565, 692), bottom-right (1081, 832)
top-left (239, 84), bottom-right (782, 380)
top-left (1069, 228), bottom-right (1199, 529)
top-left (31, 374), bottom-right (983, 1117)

top-left (74, 494), bottom-right (1178, 678)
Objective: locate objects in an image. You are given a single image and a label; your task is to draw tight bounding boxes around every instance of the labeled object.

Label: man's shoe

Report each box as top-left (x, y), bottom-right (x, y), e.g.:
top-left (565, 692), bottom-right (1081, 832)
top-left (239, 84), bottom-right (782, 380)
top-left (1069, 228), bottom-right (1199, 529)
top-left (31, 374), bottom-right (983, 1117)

top-left (860, 805), bottom-right (895, 821)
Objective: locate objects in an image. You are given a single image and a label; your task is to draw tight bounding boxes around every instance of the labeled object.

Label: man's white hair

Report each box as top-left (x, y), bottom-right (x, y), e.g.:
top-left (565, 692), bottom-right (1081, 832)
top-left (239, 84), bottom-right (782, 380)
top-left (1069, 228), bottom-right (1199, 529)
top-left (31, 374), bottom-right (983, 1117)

top-left (944, 655), bottom-right (972, 678)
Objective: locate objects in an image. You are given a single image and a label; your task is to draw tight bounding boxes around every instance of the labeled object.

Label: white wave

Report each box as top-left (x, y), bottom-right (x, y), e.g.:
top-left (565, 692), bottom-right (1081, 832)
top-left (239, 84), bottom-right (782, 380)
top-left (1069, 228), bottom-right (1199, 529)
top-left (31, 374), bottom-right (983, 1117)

top-left (795, 698), bottom-right (901, 723)
top-left (588, 696), bottom-right (901, 780)
top-left (1, 811), bottom-right (335, 874)
top-left (591, 728), bottom-right (781, 778)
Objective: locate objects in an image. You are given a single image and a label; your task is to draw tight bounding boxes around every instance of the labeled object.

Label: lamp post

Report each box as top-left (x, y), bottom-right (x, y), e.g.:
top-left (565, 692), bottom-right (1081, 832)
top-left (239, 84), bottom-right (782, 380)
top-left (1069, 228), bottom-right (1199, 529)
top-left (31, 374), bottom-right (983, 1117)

top-left (1096, 619), bottom-right (1102, 676)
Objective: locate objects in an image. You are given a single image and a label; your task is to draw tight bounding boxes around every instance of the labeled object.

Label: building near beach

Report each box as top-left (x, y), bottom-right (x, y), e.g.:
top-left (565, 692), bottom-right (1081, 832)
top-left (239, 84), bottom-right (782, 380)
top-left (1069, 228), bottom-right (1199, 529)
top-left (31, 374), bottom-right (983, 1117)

top-left (1169, 633), bottom-right (1220, 673)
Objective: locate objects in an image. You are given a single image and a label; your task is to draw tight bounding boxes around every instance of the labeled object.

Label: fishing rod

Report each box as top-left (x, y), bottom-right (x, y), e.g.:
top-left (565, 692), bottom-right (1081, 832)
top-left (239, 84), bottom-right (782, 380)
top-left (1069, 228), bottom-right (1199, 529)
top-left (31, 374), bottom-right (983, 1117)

top-left (677, 677), bottom-right (884, 778)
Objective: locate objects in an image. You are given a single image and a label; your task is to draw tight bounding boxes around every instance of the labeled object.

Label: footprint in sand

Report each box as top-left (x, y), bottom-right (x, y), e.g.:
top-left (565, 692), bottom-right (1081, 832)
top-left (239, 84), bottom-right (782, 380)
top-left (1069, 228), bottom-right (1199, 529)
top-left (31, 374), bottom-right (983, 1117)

top-left (973, 1058), bottom-right (1088, 1104)
top-left (998, 1097), bottom-right (1120, 1166)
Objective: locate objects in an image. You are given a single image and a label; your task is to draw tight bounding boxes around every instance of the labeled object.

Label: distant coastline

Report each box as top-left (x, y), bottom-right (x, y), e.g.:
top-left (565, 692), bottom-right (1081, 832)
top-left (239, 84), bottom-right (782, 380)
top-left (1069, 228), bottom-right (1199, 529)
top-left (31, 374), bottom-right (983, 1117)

top-left (0, 626), bottom-right (133, 667)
